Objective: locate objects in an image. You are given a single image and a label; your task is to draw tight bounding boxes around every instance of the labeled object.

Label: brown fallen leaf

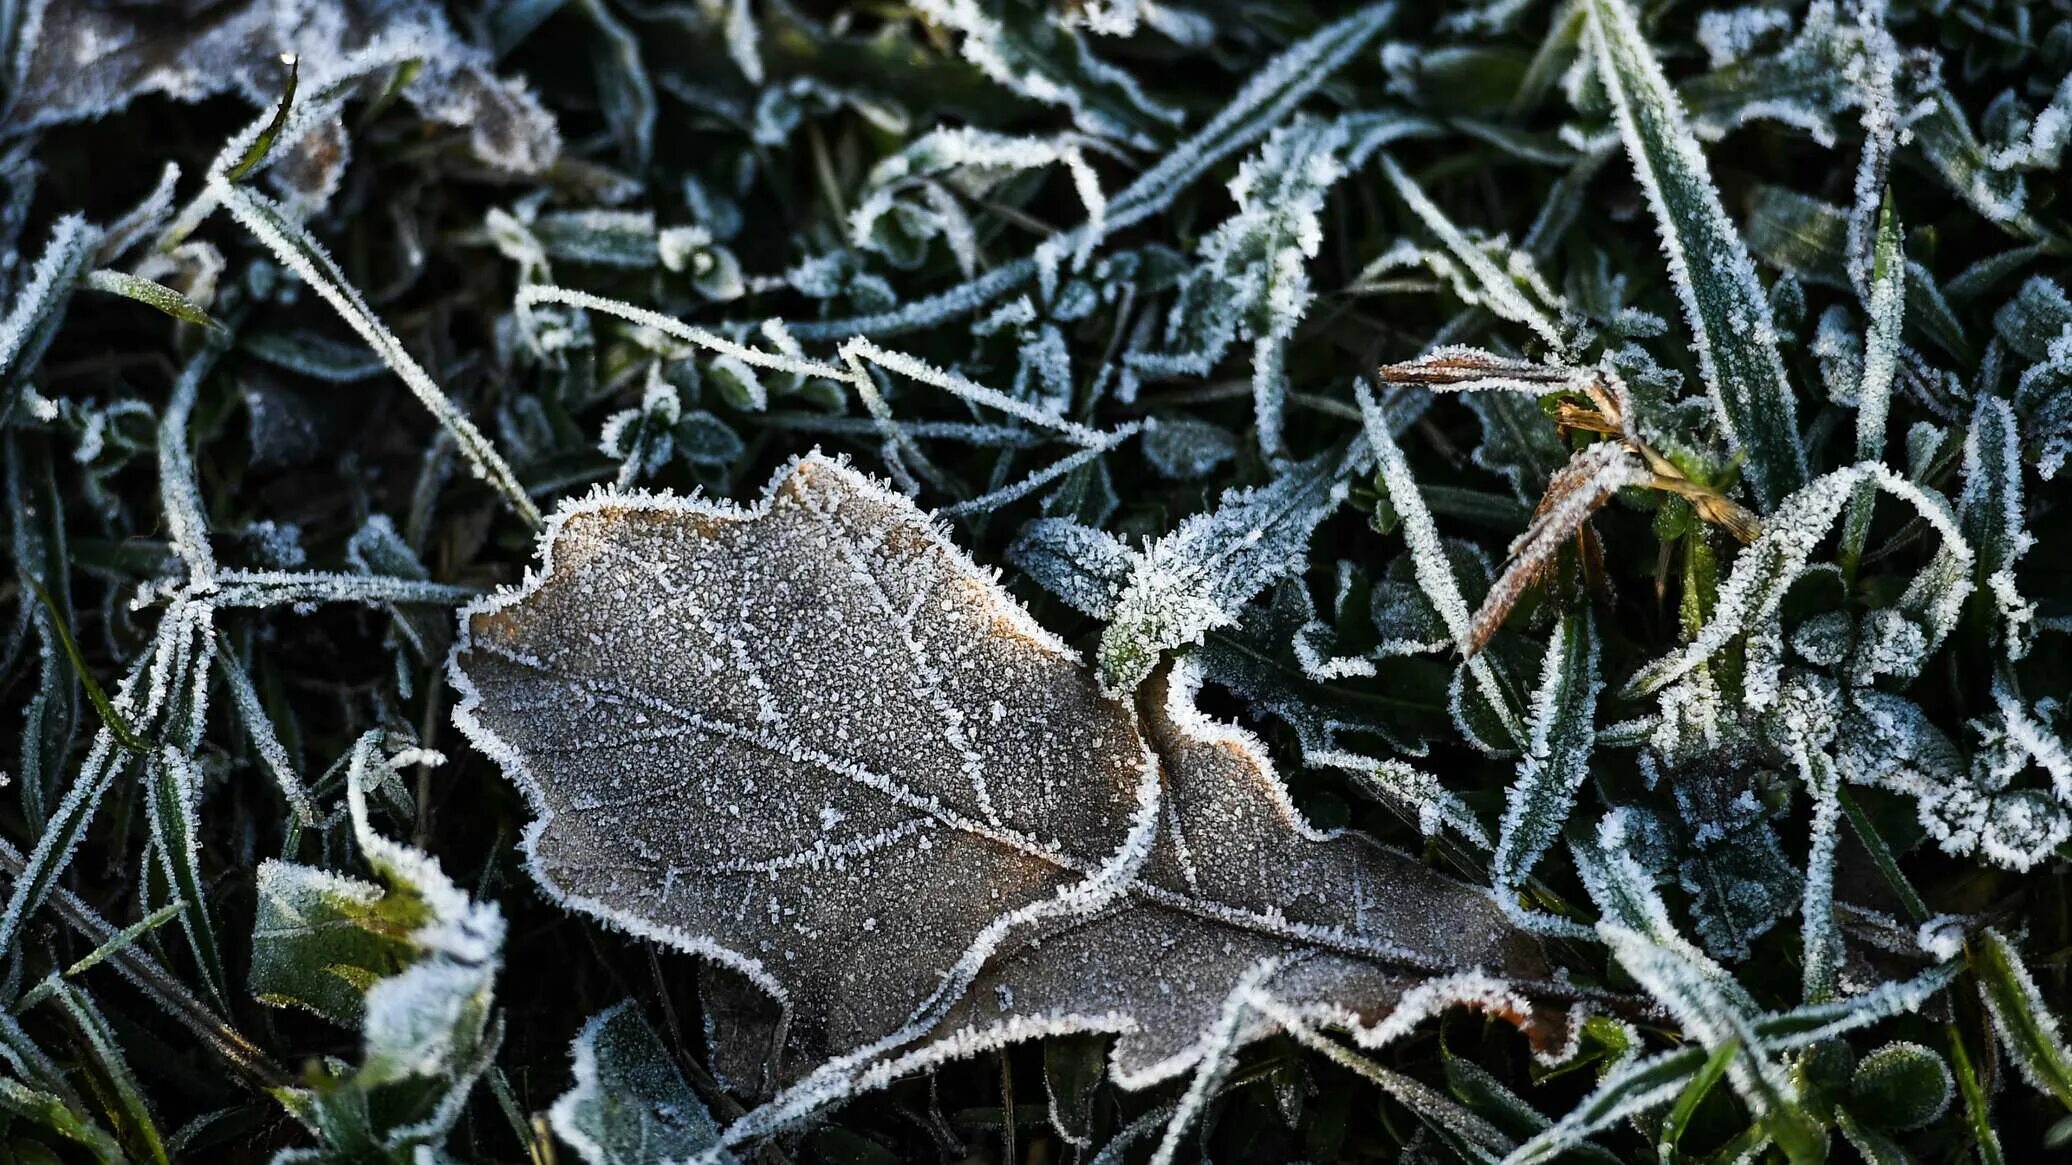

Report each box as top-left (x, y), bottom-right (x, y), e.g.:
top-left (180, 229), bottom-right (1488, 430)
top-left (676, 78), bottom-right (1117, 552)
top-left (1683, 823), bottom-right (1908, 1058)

top-left (451, 454), bottom-right (1557, 1106)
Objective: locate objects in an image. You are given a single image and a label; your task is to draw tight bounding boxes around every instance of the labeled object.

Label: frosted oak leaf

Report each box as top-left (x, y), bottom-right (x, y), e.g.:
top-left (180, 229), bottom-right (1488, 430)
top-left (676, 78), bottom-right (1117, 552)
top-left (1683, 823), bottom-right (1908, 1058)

top-left (451, 455), bottom-right (1552, 1099)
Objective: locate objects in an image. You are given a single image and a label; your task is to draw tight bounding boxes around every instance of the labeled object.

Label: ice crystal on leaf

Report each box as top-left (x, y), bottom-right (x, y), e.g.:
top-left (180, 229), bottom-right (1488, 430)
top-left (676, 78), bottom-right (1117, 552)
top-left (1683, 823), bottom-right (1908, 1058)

top-left (450, 456), bottom-right (1555, 1148)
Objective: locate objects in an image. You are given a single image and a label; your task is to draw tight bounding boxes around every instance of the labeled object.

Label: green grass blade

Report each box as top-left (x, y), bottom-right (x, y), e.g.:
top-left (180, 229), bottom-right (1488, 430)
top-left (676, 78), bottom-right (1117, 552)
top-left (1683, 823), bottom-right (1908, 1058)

top-left (1973, 928), bottom-right (2072, 1110)
top-left (1585, 0), bottom-right (1807, 509)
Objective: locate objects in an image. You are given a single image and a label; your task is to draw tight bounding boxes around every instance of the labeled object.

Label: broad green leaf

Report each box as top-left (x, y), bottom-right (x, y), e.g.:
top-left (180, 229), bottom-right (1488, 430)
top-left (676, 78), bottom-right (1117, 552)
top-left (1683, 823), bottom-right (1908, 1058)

top-left (1849, 1042), bottom-right (1953, 1132)
top-left (267, 734), bottom-right (506, 1161)
top-left (250, 861), bottom-right (425, 1026)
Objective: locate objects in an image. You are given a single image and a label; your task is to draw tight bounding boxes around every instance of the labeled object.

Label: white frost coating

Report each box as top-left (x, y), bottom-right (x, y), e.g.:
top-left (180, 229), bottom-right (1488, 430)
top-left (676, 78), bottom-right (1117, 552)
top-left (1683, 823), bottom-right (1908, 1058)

top-left (157, 343), bottom-right (222, 584)
top-left (908, 0), bottom-right (1180, 148)
top-left (1130, 117), bottom-right (1353, 456)
top-left (851, 127), bottom-right (1109, 271)
top-left (1957, 394), bottom-right (2036, 659)
top-left (1843, 7), bottom-right (1901, 294)
top-left (1840, 195), bottom-right (1905, 572)
top-left (1696, 7), bottom-right (1793, 68)
top-left (0, 215), bottom-right (99, 383)
top-left (1358, 382), bottom-right (1526, 748)
top-left (215, 181), bottom-right (541, 528)
top-left (1586, 0), bottom-right (1806, 509)
top-left (1309, 751), bottom-right (1493, 850)
top-left (1926, 682), bottom-right (2072, 872)
top-left (1381, 157), bottom-right (1567, 353)
top-left (217, 649), bottom-right (318, 824)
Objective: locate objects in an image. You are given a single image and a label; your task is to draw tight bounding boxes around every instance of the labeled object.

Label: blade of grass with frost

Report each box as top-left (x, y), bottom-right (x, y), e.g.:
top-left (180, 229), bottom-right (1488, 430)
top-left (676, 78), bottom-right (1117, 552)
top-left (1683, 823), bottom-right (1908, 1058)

top-left (1957, 395), bottom-right (2035, 658)
top-left (145, 748), bottom-right (229, 1008)
top-left (1973, 928), bottom-right (2072, 1110)
top-left (1381, 157), bottom-right (1566, 353)
top-left (1506, 962), bottom-right (1961, 1164)
top-left (1792, 742), bottom-right (1842, 1003)
top-left (46, 978), bottom-right (170, 1165)
top-left (1600, 929), bottom-right (1825, 1161)
top-left (1258, 997), bottom-right (1515, 1159)
top-left (213, 181), bottom-right (541, 528)
top-left (1357, 382), bottom-right (1526, 748)
top-left (9, 434), bottom-right (76, 833)
top-left (1840, 194), bottom-right (1904, 580)
top-left (216, 645), bottom-right (317, 825)
top-left (1493, 612), bottom-right (1600, 937)
top-left (159, 340), bottom-right (224, 582)
top-left (782, 4), bottom-right (1398, 341)
top-left (1587, 0), bottom-right (1806, 510)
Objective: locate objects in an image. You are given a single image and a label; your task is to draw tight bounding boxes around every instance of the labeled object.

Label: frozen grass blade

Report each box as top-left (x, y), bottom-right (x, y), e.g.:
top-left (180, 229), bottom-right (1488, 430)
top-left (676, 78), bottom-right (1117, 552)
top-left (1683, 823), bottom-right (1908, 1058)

top-left (214, 180), bottom-right (542, 528)
top-left (1381, 157), bottom-right (1565, 353)
top-left (1973, 928), bottom-right (2072, 1111)
top-left (1840, 193), bottom-right (1905, 580)
top-left (0, 215), bottom-right (99, 387)
top-left (1586, 0), bottom-right (1806, 509)
top-left (81, 269), bottom-right (219, 329)
top-left (1358, 382), bottom-right (1526, 748)
top-left (1493, 611), bottom-right (1600, 936)
top-left (783, 4), bottom-right (1398, 341)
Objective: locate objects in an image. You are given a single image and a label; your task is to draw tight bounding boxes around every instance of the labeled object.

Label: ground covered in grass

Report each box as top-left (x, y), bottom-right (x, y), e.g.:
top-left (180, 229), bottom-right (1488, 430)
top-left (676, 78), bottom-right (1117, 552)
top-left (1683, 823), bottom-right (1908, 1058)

top-left (3, 0), bottom-right (2072, 1161)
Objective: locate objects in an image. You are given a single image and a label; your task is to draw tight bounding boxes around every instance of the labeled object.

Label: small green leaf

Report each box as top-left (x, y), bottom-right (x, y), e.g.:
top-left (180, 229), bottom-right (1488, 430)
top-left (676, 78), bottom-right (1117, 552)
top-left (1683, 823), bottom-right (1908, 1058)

top-left (1849, 1042), bottom-right (1953, 1132)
